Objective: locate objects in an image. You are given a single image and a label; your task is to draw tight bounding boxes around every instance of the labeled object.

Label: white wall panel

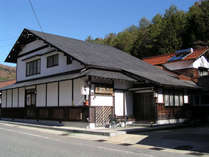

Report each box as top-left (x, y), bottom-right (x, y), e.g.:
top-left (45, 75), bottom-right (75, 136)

top-left (17, 50), bottom-right (84, 82)
top-left (73, 78), bottom-right (85, 106)
top-left (37, 84), bottom-right (46, 107)
top-left (12, 88), bottom-right (18, 107)
top-left (6, 90), bottom-right (12, 108)
top-left (91, 95), bottom-right (113, 106)
top-left (19, 88), bottom-right (25, 107)
top-left (47, 82), bottom-right (58, 107)
top-left (59, 80), bottom-right (72, 106)
top-left (1, 90), bottom-right (6, 108)
top-left (115, 91), bottom-right (124, 116)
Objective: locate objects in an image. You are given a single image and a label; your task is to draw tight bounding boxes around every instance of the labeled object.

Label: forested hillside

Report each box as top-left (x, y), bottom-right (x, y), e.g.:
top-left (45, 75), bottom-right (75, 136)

top-left (86, 0), bottom-right (209, 58)
top-left (0, 64), bottom-right (16, 81)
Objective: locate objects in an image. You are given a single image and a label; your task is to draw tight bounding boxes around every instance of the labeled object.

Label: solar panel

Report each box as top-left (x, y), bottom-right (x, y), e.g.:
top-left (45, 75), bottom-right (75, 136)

top-left (168, 48), bottom-right (193, 62)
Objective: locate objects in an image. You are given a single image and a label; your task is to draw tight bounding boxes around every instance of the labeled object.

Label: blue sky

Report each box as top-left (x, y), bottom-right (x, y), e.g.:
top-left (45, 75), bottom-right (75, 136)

top-left (0, 0), bottom-right (197, 66)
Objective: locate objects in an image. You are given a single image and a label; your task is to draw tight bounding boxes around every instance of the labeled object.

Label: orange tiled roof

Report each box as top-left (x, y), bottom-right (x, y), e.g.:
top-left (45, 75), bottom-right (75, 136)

top-left (184, 47), bottom-right (208, 60)
top-left (143, 47), bottom-right (209, 65)
top-left (0, 80), bottom-right (16, 89)
top-left (143, 53), bottom-right (175, 65)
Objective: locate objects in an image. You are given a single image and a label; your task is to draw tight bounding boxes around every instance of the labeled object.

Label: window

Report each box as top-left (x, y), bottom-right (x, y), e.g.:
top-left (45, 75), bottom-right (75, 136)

top-left (47, 54), bottom-right (58, 68)
top-left (198, 67), bottom-right (208, 77)
top-left (26, 59), bottom-right (41, 76)
top-left (169, 94), bottom-right (174, 106)
top-left (164, 94), bottom-right (169, 106)
top-left (174, 95), bottom-right (179, 106)
top-left (164, 92), bottom-right (184, 107)
top-left (25, 89), bottom-right (36, 107)
top-left (66, 56), bottom-right (72, 64)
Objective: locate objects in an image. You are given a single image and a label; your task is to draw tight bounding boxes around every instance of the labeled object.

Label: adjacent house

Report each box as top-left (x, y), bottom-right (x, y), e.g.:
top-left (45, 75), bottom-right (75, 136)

top-left (0, 29), bottom-right (200, 128)
top-left (143, 47), bottom-right (209, 82)
top-left (143, 47), bottom-right (209, 120)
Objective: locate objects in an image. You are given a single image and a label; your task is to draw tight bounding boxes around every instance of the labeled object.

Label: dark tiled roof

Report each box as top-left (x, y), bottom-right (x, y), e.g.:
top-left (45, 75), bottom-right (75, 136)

top-left (0, 69), bottom-right (136, 90)
top-left (5, 29), bottom-right (199, 88)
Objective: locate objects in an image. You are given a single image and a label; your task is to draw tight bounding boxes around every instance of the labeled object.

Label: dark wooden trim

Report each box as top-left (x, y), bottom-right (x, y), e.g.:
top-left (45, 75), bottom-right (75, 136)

top-left (88, 76), bottom-right (91, 106)
top-left (112, 80), bottom-right (115, 117)
top-left (17, 88), bottom-right (19, 108)
top-left (35, 85), bottom-right (37, 107)
top-left (45, 83), bottom-right (47, 107)
top-left (58, 81), bottom-right (60, 107)
top-left (18, 45), bottom-right (48, 58)
top-left (72, 79), bottom-right (74, 106)
top-left (11, 89), bottom-right (13, 108)
top-left (22, 49), bottom-right (56, 61)
top-left (16, 68), bottom-right (84, 84)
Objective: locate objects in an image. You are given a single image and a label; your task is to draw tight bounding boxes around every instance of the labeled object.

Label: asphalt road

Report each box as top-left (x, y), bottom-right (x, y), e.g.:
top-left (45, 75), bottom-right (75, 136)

top-left (0, 123), bottom-right (202, 157)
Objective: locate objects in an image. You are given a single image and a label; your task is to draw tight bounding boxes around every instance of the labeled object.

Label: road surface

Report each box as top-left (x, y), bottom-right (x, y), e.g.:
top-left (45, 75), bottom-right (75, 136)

top-left (0, 123), bottom-right (202, 157)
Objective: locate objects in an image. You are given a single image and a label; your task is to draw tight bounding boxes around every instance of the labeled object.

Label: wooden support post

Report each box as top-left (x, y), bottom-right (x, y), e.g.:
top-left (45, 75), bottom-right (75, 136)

top-left (45, 83), bottom-right (47, 107)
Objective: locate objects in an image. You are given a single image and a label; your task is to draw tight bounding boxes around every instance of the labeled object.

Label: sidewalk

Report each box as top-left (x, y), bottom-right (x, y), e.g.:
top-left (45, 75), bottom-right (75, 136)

top-left (0, 119), bottom-right (190, 137)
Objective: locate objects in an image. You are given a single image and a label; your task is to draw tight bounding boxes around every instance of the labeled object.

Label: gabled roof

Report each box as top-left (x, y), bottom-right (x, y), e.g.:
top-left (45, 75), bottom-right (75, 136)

top-left (4, 29), bottom-right (199, 88)
top-left (143, 47), bottom-right (209, 65)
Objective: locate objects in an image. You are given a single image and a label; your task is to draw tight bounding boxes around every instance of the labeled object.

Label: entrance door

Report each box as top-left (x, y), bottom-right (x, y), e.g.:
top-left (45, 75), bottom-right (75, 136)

top-left (134, 93), bottom-right (155, 122)
top-left (25, 89), bottom-right (36, 118)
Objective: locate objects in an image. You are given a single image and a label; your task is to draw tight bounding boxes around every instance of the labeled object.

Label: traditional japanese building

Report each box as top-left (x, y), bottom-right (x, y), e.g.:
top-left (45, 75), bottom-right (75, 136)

top-left (0, 29), bottom-right (200, 128)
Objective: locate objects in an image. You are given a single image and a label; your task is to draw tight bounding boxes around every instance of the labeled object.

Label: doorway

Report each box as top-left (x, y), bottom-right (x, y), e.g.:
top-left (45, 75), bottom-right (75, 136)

top-left (25, 88), bottom-right (36, 118)
top-left (134, 92), bottom-right (155, 122)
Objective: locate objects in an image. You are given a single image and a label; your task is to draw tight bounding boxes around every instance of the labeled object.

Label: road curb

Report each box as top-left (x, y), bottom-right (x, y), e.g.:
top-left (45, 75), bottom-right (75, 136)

top-left (0, 120), bottom-right (126, 137)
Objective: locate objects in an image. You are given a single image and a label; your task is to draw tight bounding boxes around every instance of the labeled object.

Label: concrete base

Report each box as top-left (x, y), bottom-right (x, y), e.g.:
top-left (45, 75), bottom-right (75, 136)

top-left (62, 121), bottom-right (90, 128)
top-left (156, 119), bottom-right (186, 125)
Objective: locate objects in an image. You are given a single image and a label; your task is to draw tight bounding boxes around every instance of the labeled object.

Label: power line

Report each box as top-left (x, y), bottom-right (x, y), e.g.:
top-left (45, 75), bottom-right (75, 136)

top-left (28, 0), bottom-right (44, 33)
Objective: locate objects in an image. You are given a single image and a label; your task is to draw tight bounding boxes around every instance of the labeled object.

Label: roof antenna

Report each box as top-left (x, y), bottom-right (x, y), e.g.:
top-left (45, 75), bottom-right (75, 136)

top-left (28, 0), bottom-right (47, 39)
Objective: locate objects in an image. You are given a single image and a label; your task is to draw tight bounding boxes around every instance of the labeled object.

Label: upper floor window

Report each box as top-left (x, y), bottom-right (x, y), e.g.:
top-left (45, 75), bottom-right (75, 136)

top-left (26, 59), bottom-right (41, 77)
top-left (47, 54), bottom-right (58, 68)
top-left (66, 55), bottom-right (73, 65)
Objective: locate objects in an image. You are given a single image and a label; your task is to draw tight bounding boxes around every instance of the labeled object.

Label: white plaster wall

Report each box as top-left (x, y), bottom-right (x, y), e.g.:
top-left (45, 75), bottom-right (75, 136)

top-left (1, 90), bottom-right (6, 108)
top-left (115, 91), bottom-right (124, 116)
top-left (18, 40), bottom-right (46, 56)
top-left (73, 78), bottom-right (85, 106)
top-left (47, 82), bottom-right (58, 107)
top-left (19, 88), bottom-right (25, 108)
top-left (193, 56), bottom-right (209, 69)
top-left (6, 90), bottom-right (12, 108)
top-left (36, 84), bottom-right (46, 107)
top-left (12, 88), bottom-right (18, 107)
top-left (59, 80), bottom-right (72, 106)
top-left (91, 95), bottom-right (113, 106)
top-left (17, 50), bottom-right (84, 82)
top-left (125, 92), bottom-right (133, 116)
